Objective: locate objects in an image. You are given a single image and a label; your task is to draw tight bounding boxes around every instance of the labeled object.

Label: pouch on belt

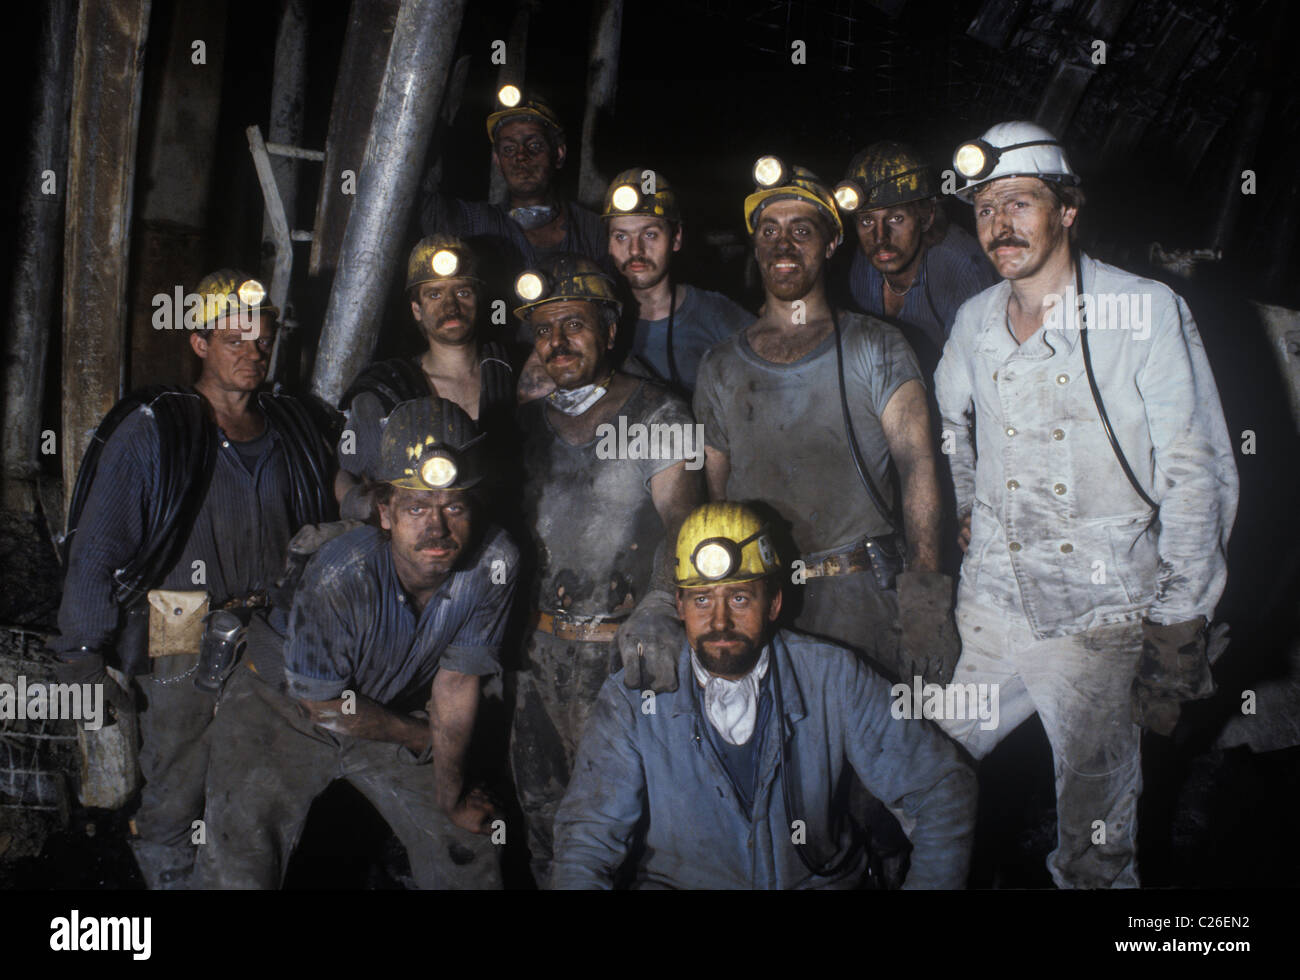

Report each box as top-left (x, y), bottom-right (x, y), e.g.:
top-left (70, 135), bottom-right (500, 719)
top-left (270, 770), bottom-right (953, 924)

top-left (147, 590), bottom-right (209, 658)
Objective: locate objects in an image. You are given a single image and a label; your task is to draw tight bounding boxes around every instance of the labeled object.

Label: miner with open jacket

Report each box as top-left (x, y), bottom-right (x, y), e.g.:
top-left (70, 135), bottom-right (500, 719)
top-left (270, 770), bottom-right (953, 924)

top-left (51, 270), bottom-right (334, 888)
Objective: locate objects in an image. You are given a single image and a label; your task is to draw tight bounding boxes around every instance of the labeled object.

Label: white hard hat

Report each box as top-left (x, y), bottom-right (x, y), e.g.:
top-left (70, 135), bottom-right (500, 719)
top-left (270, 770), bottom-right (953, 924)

top-left (952, 121), bottom-right (1078, 203)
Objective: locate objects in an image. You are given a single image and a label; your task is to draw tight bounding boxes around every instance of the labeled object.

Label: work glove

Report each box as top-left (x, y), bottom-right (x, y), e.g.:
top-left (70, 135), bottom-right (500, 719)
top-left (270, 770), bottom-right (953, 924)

top-left (1130, 618), bottom-right (1215, 736)
top-left (615, 589), bottom-right (682, 694)
top-left (55, 651), bottom-right (134, 720)
top-left (896, 571), bottom-right (961, 687)
top-left (269, 520), bottom-right (366, 610)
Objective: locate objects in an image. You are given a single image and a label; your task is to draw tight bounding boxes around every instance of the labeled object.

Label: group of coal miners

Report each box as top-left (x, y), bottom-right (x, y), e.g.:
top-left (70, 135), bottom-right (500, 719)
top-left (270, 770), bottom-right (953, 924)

top-left (53, 88), bottom-right (1238, 890)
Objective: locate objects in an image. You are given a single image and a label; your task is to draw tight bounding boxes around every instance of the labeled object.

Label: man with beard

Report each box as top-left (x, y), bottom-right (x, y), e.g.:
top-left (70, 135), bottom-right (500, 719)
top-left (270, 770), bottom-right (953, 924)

top-left (335, 236), bottom-right (514, 521)
top-left (511, 253), bottom-right (705, 885)
top-left (602, 168), bottom-right (751, 394)
top-left (195, 397), bottom-right (517, 889)
top-left (551, 502), bottom-right (976, 889)
top-left (933, 122), bottom-right (1237, 887)
top-left (689, 159), bottom-right (956, 689)
top-left (52, 270), bottom-right (333, 888)
top-left (834, 142), bottom-right (995, 374)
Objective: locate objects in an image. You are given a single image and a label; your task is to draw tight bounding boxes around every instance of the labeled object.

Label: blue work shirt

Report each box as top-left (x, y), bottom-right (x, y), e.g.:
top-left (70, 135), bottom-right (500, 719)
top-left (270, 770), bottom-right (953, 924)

top-left (53, 402), bottom-right (296, 663)
top-left (283, 524), bottom-right (519, 712)
top-left (625, 285), bottom-right (753, 393)
top-left (848, 223), bottom-right (996, 366)
top-left (420, 194), bottom-right (608, 277)
top-left (552, 629), bottom-right (976, 890)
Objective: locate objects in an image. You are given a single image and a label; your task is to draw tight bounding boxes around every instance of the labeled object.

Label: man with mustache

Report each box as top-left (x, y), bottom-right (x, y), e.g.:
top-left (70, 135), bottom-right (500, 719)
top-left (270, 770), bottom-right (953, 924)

top-left (52, 269), bottom-right (333, 888)
top-left (933, 122), bottom-right (1238, 887)
top-left (335, 236), bottom-right (515, 522)
top-left (602, 168), bottom-right (751, 394)
top-left (692, 162), bottom-right (955, 690)
top-left (195, 397), bottom-right (518, 889)
top-left (551, 502), bottom-right (976, 889)
top-left (836, 142), bottom-right (996, 375)
top-left (511, 253), bottom-right (705, 885)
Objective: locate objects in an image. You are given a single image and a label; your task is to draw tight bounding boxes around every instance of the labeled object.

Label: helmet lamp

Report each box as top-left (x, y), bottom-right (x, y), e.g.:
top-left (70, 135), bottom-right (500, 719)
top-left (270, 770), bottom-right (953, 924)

top-left (611, 184), bottom-right (639, 212)
top-left (497, 84), bottom-right (521, 108)
top-left (431, 249), bottom-right (459, 277)
top-left (752, 155), bottom-right (786, 189)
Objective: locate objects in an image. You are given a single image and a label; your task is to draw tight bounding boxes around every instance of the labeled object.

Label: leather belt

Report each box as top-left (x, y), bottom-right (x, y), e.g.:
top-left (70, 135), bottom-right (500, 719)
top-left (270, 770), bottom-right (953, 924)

top-left (800, 541), bottom-right (872, 579)
top-left (530, 611), bottom-right (622, 642)
top-left (221, 590), bottom-right (270, 610)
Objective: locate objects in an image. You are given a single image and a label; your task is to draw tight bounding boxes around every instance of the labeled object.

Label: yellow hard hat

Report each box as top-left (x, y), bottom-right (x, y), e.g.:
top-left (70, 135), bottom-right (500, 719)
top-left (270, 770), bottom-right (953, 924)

top-left (675, 502), bottom-right (780, 588)
top-left (602, 167), bottom-right (681, 223)
top-left (513, 253), bottom-right (622, 320)
top-left (486, 88), bottom-right (565, 143)
top-left (743, 157), bottom-right (842, 243)
top-left (195, 269), bottom-right (278, 330)
top-left (406, 235), bottom-right (482, 292)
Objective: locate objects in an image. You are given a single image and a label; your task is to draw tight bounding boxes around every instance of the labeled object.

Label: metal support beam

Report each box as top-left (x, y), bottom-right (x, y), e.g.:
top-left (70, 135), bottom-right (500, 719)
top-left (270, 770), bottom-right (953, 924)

top-left (61, 0), bottom-right (152, 514)
top-left (2, 0), bottom-right (74, 514)
top-left (262, 0), bottom-right (309, 285)
top-left (311, 0), bottom-right (469, 406)
top-left (577, 0), bottom-right (623, 208)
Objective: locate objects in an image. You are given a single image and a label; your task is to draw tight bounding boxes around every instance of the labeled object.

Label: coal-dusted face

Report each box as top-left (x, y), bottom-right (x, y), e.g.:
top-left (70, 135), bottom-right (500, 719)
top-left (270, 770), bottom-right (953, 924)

top-left (855, 200), bottom-right (934, 275)
top-left (529, 298), bottom-right (614, 390)
top-left (753, 199), bottom-right (836, 303)
top-left (493, 118), bottom-right (563, 199)
top-left (378, 486), bottom-right (475, 592)
top-left (608, 214), bottom-right (680, 291)
top-left (191, 314), bottom-right (275, 392)
top-left (411, 278), bottom-right (479, 347)
top-left (972, 176), bottom-right (1075, 281)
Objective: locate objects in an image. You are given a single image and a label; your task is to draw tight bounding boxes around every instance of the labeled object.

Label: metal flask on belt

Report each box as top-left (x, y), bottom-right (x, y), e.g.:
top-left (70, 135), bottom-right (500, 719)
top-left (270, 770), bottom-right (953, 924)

top-left (194, 610), bottom-right (246, 693)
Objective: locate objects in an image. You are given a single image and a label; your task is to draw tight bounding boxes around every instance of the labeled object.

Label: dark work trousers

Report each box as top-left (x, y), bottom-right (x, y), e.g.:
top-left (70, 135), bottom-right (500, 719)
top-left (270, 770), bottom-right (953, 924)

top-left (792, 570), bottom-right (910, 876)
top-left (509, 629), bottom-right (618, 888)
top-left (194, 664), bottom-right (502, 889)
top-left (133, 653), bottom-right (218, 869)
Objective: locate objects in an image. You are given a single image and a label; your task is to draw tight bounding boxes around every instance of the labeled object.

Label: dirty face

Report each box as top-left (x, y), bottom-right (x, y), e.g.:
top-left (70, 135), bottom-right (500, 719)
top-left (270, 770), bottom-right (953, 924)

top-left (191, 314), bottom-right (275, 392)
top-left (493, 118), bottom-right (563, 199)
top-left (529, 298), bottom-right (613, 390)
top-left (855, 200), bottom-right (933, 275)
top-left (608, 215), bottom-right (680, 291)
top-left (677, 578), bottom-right (782, 680)
top-left (973, 176), bottom-right (1075, 281)
top-left (411, 278), bottom-right (479, 347)
top-left (754, 199), bottom-right (836, 303)
top-left (378, 486), bottom-right (474, 593)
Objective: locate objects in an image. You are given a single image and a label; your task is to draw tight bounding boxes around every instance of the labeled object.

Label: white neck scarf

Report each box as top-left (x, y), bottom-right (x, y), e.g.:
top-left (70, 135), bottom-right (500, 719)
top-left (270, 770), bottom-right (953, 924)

top-left (546, 377), bottom-right (610, 416)
top-left (690, 646), bottom-right (770, 746)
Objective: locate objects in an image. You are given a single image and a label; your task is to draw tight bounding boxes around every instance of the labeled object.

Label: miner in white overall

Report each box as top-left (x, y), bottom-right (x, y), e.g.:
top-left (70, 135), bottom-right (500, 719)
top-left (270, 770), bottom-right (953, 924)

top-left (933, 121), bottom-right (1238, 887)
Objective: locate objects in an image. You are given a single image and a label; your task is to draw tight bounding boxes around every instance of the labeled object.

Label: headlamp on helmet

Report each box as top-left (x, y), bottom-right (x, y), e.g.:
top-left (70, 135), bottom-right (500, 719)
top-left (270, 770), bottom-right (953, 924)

top-left (954, 137), bottom-right (1061, 182)
top-left (690, 528), bottom-right (767, 582)
top-left (431, 249), bottom-right (459, 277)
top-left (237, 278), bottom-right (267, 306)
top-left (497, 84), bottom-right (521, 108)
top-left (752, 155), bottom-right (788, 189)
top-left (515, 270), bottom-right (548, 304)
top-left (610, 184), bottom-right (640, 212)
top-left (416, 447), bottom-right (460, 490)
top-left (833, 181), bottom-right (861, 213)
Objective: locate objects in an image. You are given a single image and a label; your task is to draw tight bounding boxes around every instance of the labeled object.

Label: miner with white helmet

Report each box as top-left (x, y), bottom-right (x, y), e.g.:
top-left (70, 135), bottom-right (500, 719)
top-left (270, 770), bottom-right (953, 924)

top-left (551, 501), bottom-right (976, 889)
top-left (934, 120), bottom-right (1239, 887)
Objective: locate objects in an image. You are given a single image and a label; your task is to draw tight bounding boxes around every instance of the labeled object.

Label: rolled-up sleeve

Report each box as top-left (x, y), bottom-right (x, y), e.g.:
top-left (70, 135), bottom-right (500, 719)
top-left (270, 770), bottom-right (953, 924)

top-left (1139, 293), bottom-right (1239, 624)
top-left (283, 556), bottom-right (362, 701)
top-left (551, 676), bottom-right (647, 889)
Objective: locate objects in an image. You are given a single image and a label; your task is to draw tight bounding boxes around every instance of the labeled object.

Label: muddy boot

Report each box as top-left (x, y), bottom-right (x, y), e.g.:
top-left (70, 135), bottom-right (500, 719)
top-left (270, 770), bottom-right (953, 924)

top-left (129, 838), bottom-right (196, 890)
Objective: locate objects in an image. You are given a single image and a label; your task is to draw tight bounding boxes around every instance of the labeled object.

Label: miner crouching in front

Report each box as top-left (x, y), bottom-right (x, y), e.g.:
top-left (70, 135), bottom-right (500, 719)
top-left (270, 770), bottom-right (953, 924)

top-left (510, 253), bottom-right (705, 886)
top-left (51, 270), bottom-right (334, 888)
top-left (933, 121), bottom-right (1238, 887)
top-left (552, 502), bottom-right (976, 889)
top-left (195, 397), bottom-right (516, 889)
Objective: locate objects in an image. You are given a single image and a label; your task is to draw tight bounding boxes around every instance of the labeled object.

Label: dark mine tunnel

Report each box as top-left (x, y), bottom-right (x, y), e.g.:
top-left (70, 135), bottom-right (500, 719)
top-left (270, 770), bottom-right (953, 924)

top-left (1, 0), bottom-right (1297, 956)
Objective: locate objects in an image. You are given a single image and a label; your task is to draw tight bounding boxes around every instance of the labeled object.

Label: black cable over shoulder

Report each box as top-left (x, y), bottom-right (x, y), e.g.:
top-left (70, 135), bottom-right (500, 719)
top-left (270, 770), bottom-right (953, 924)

top-left (833, 309), bottom-right (901, 533)
top-left (1074, 250), bottom-right (1159, 513)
